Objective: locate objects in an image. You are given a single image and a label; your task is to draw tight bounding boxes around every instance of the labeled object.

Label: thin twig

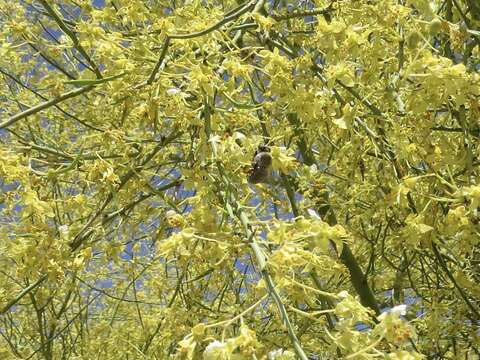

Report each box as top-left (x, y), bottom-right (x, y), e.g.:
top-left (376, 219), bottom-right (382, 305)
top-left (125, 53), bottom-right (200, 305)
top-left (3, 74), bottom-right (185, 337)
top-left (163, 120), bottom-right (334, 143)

top-left (0, 275), bottom-right (47, 315)
top-left (271, 6), bottom-right (333, 21)
top-left (38, 0), bottom-right (102, 78)
top-left (0, 85), bottom-right (94, 130)
top-left (169, 1), bottom-right (255, 40)
top-left (147, 37), bottom-right (171, 85)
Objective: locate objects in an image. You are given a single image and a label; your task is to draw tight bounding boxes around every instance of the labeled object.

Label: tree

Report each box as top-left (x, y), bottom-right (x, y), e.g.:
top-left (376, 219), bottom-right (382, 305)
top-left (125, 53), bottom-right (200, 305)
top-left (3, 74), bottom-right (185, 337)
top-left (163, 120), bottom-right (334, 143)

top-left (0, 0), bottom-right (479, 358)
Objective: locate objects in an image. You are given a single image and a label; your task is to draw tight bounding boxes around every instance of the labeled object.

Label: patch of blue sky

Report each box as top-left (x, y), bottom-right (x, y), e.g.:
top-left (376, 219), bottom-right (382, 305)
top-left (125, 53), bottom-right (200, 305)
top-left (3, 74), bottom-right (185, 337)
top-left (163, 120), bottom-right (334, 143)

top-left (150, 173), bottom-right (173, 188)
top-left (22, 65), bottom-right (49, 90)
top-left (355, 322), bottom-right (371, 332)
top-left (380, 306), bottom-right (392, 314)
top-left (175, 181), bottom-right (196, 200)
top-left (0, 180), bottom-right (23, 218)
top-left (234, 256), bottom-right (250, 274)
top-left (92, 0), bottom-right (105, 9)
top-left (120, 229), bottom-right (162, 261)
top-left (416, 308), bottom-right (426, 318)
top-left (66, 131), bottom-right (80, 143)
top-left (248, 192), bottom-right (262, 207)
top-left (203, 286), bottom-right (221, 303)
top-left (76, 274), bottom-right (112, 306)
top-left (0, 181), bottom-right (22, 217)
top-left (140, 216), bottom-right (161, 231)
top-left (76, 59), bottom-right (92, 72)
top-left (295, 191), bottom-right (304, 202)
top-left (39, 60), bottom-right (65, 75)
top-left (234, 285), bottom-right (250, 299)
top-left (140, 242), bottom-right (159, 261)
top-left (234, 254), bottom-right (262, 283)
top-left (58, 3), bottom-right (82, 21)
top-left (258, 205), bottom-right (274, 222)
top-left (96, 277), bottom-right (113, 289)
top-left (222, 70), bottom-right (231, 82)
top-left (276, 207), bottom-right (295, 221)
top-left (383, 289), bottom-right (393, 298)
top-left (41, 27), bottom-right (63, 42)
top-left (182, 203), bottom-right (194, 214)
top-left (23, 2), bottom-right (45, 22)
top-left (284, 2), bottom-right (296, 11)
top-left (405, 295), bottom-right (420, 305)
top-left (133, 277), bottom-right (146, 291)
top-left (21, 52), bottom-right (34, 64)
top-left (261, 76), bottom-right (271, 90)
top-left (147, 200), bottom-right (163, 210)
top-left (1, 181), bottom-right (19, 193)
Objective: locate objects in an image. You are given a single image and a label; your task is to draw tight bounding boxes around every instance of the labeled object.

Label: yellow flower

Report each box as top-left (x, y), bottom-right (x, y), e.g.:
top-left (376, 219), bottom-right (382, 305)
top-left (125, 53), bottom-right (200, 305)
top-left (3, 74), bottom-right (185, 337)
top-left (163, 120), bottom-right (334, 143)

top-left (270, 146), bottom-right (296, 174)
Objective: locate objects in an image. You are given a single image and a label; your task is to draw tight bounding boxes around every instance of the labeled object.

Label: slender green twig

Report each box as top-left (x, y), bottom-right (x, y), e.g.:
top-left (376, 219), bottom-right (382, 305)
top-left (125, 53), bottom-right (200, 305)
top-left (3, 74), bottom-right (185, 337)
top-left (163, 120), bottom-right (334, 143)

top-left (432, 244), bottom-right (480, 319)
top-left (147, 37), bottom-right (171, 85)
top-left (0, 275), bottom-right (47, 315)
top-left (202, 100), bottom-right (308, 360)
top-left (70, 132), bottom-right (180, 251)
top-left (169, 1), bottom-right (255, 40)
top-left (271, 6), bottom-right (333, 21)
top-left (25, 293), bottom-right (101, 359)
top-left (0, 68), bottom-right (105, 132)
top-left (144, 1), bottom-right (258, 86)
top-left (38, 0), bottom-right (102, 79)
top-left (0, 85), bottom-right (94, 130)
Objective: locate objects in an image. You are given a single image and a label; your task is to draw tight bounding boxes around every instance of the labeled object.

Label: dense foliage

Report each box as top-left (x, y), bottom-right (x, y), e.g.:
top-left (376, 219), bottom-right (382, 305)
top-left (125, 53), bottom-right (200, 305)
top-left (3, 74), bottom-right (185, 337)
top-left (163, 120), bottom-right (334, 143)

top-left (1, 0), bottom-right (479, 358)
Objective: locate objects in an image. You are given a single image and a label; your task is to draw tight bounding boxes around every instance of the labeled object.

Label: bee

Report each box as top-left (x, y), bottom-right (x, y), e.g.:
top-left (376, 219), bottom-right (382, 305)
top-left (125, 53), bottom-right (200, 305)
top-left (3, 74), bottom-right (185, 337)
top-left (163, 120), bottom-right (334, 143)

top-left (248, 145), bottom-right (272, 184)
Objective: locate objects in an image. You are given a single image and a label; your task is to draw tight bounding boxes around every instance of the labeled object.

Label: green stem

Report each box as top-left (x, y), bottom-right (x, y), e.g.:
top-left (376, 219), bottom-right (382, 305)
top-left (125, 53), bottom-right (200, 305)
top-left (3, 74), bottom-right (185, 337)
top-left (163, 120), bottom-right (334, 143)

top-left (0, 85), bottom-right (94, 130)
top-left (202, 100), bottom-right (309, 360)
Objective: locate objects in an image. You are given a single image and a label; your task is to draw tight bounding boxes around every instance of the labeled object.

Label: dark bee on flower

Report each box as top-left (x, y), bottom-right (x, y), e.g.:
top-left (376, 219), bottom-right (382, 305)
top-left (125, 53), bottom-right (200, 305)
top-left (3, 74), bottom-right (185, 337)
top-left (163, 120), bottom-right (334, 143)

top-left (248, 145), bottom-right (272, 184)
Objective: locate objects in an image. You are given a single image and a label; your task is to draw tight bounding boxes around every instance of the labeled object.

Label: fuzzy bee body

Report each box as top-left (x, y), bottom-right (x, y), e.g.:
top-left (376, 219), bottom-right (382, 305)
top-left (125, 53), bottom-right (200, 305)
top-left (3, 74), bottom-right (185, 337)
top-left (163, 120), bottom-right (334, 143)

top-left (248, 146), bottom-right (272, 184)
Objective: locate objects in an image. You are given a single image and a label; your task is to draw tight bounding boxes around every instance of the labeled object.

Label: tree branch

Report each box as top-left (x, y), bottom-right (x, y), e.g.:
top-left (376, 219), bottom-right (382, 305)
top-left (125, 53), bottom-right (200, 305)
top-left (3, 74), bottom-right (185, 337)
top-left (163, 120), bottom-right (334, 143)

top-left (0, 85), bottom-right (94, 130)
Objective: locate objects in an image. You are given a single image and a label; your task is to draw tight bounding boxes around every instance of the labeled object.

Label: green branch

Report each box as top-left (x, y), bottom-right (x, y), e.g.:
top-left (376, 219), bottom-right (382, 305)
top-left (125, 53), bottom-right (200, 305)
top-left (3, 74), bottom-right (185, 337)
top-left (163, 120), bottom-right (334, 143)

top-left (202, 100), bottom-right (309, 360)
top-left (169, 1), bottom-right (255, 40)
top-left (38, 0), bottom-right (102, 79)
top-left (271, 6), bottom-right (333, 21)
top-left (0, 275), bottom-right (47, 315)
top-left (0, 85), bottom-right (94, 130)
